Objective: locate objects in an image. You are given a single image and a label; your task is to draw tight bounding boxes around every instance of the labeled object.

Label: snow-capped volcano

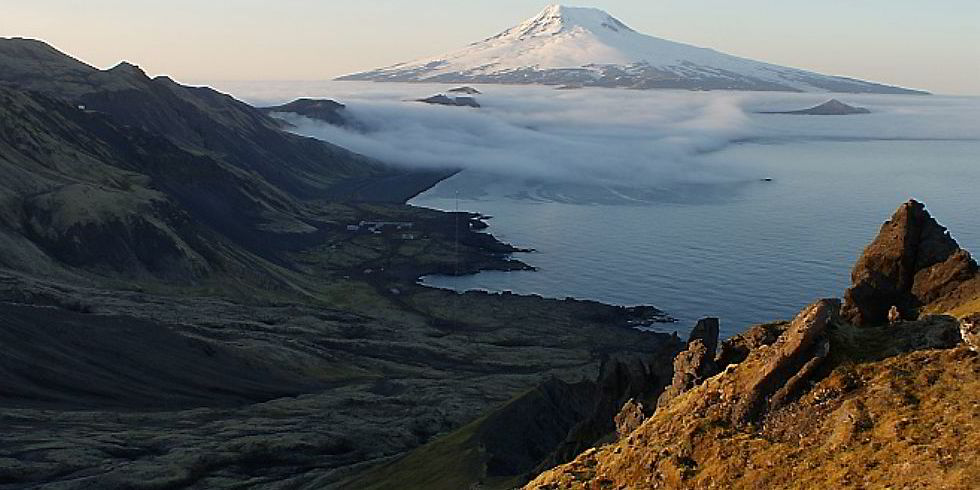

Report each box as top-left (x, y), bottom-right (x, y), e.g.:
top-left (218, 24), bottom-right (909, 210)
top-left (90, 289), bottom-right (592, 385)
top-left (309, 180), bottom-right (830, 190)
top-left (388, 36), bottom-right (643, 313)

top-left (339, 4), bottom-right (925, 94)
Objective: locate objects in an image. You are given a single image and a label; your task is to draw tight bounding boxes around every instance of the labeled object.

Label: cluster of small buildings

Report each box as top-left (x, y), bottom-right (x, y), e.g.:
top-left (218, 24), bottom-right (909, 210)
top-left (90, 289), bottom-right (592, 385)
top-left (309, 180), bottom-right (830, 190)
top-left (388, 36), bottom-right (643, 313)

top-left (346, 221), bottom-right (417, 240)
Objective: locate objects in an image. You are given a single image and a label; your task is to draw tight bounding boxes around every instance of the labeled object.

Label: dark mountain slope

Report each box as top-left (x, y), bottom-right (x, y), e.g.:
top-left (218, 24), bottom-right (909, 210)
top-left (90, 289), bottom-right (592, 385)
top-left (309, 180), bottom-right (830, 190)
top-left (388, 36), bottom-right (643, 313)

top-left (0, 38), bottom-right (382, 199)
top-left (341, 349), bottom-right (682, 490)
top-left (0, 84), bottom-right (316, 282)
top-left (0, 38), bottom-right (454, 282)
top-left (0, 303), bottom-right (313, 409)
top-left (0, 85), bottom-right (210, 281)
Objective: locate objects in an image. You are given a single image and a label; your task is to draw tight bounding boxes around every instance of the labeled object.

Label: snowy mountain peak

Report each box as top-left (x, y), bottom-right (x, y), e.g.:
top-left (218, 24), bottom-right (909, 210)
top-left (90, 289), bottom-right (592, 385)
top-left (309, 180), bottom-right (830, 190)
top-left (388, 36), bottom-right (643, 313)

top-left (338, 5), bottom-right (926, 95)
top-left (506, 5), bottom-right (634, 38)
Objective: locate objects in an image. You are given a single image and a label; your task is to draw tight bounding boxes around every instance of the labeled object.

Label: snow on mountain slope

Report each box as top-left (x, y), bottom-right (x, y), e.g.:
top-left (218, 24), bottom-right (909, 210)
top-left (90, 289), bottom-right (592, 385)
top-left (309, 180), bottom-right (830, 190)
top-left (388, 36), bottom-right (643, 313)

top-left (339, 5), bottom-right (926, 94)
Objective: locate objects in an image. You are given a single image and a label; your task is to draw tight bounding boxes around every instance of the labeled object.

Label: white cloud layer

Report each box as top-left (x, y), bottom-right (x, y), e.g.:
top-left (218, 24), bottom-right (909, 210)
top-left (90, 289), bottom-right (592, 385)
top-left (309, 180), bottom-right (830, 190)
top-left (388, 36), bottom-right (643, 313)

top-left (223, 81), bottom-right (980, 188)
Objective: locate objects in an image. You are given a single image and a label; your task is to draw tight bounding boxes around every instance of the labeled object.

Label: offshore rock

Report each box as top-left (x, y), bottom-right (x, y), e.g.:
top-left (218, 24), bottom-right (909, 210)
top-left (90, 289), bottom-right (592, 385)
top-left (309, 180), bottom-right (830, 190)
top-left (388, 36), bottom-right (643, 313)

top-left (417, 94), bottom-right (481, 108)
top-left (761, 98), bottom-right (871, 115)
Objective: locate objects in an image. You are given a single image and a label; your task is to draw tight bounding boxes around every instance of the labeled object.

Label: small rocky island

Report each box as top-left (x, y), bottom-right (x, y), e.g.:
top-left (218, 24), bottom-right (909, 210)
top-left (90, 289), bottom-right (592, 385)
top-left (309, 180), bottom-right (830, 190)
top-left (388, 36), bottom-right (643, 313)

top-left (417, 93), bottom-right (481, 108)
top-left (761, 98), bottom-right (871, 115)
top-left (448, 86), bottom-right (481, 95)
top-left (261, 97), bottom-right (353, 126)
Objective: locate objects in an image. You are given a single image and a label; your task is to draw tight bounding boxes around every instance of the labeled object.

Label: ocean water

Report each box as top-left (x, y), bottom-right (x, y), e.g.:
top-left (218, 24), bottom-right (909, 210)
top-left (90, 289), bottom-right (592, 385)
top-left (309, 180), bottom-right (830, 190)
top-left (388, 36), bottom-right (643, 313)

top-left (412, 138), bottom-right (980, 338)
top-left (215, 81), bottom-right (980, 338)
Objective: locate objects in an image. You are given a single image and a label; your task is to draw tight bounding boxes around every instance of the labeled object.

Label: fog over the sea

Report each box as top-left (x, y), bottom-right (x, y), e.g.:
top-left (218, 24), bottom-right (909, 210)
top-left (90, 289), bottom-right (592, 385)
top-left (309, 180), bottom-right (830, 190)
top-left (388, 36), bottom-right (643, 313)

top-left (220, 81), bottom-right (980, 190)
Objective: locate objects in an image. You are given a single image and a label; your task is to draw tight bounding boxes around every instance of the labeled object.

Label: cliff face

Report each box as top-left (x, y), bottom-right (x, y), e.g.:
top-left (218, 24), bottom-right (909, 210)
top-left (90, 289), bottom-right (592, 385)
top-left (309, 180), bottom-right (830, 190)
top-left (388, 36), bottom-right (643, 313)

top-left (528, 201), bottom-right (980, 489)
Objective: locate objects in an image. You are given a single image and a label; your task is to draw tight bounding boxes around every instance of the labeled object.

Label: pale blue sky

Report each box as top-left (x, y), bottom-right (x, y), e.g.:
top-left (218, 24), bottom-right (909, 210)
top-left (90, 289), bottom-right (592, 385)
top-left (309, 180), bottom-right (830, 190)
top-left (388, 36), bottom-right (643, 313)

top-left (2, 1), bottom-right (978, 94)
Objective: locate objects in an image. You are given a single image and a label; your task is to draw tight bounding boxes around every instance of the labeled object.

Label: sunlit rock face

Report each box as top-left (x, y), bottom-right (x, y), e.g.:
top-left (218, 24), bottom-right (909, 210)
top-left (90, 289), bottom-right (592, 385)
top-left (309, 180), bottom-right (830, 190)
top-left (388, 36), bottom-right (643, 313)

top-left (842, 199), bottom-right (978, 326)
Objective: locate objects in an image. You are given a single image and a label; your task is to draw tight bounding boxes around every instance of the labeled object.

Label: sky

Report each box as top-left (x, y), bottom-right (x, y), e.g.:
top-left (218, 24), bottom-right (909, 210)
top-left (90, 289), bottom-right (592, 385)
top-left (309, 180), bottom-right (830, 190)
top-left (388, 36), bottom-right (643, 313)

top-left (2, 1), bottom-right (978, 95)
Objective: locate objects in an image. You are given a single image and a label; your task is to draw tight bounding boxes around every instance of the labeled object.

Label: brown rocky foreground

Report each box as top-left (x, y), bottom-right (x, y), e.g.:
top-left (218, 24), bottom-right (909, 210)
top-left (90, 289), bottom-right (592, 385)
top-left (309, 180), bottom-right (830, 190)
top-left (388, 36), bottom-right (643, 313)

top-left (527, 200), bottom-right (980, 489)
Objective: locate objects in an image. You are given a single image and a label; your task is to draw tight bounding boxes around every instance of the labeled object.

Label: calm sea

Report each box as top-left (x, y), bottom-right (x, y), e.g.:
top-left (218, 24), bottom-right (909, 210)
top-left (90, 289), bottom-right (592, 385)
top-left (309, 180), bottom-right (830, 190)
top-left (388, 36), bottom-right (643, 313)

top-left (413, 138), bottom-right (980, 338)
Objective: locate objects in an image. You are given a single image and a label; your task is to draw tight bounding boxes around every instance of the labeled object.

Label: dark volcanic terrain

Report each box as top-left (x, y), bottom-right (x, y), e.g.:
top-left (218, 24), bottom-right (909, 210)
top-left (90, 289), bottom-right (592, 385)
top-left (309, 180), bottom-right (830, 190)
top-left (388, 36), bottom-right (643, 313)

top-left (0, 37), bottom-right (682, 488)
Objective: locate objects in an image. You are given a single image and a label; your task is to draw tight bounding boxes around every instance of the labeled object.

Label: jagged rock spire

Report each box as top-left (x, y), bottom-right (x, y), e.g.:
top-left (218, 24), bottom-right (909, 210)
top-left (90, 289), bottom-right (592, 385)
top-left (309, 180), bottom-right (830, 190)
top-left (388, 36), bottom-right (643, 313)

top-left (841, 199), bottom-right (978, 326)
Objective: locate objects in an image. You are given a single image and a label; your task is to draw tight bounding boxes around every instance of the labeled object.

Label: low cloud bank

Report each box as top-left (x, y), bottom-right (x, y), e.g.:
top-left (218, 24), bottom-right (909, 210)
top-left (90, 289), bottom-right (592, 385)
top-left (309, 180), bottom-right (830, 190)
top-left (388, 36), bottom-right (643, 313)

top-left (280, 87), bottom-right (755, 186)
top-left (224, 81), bottom-right (980, 188)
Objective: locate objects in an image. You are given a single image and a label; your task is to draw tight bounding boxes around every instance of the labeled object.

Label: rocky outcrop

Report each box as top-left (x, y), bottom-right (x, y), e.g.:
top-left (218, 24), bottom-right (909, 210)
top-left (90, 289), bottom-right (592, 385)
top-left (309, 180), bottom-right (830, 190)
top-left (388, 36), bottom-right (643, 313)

top-left (657, 340), bottom-right (712, 407)
top-left (841, 200), bottom-right (979, 326)
top-left (733, 299), bottom-right (839, 423)
top-left (715, 321), bottom-right (789, 369)
top-left (658, 318), bottom-right (721, 407)
top-left (688, 317), bottom-right (720, 355)
top-left (614, 398), bottom-right (645, 439)
top-left (526, 302), bottom-right (979, 490)
top-left (526, 301), bottom-right (845, 488)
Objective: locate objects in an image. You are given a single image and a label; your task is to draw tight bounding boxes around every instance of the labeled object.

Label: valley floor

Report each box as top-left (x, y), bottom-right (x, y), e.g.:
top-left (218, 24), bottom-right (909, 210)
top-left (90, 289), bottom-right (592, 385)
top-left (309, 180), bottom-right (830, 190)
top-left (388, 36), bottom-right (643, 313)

top-left (0, 201), bottom-right (676, 489)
